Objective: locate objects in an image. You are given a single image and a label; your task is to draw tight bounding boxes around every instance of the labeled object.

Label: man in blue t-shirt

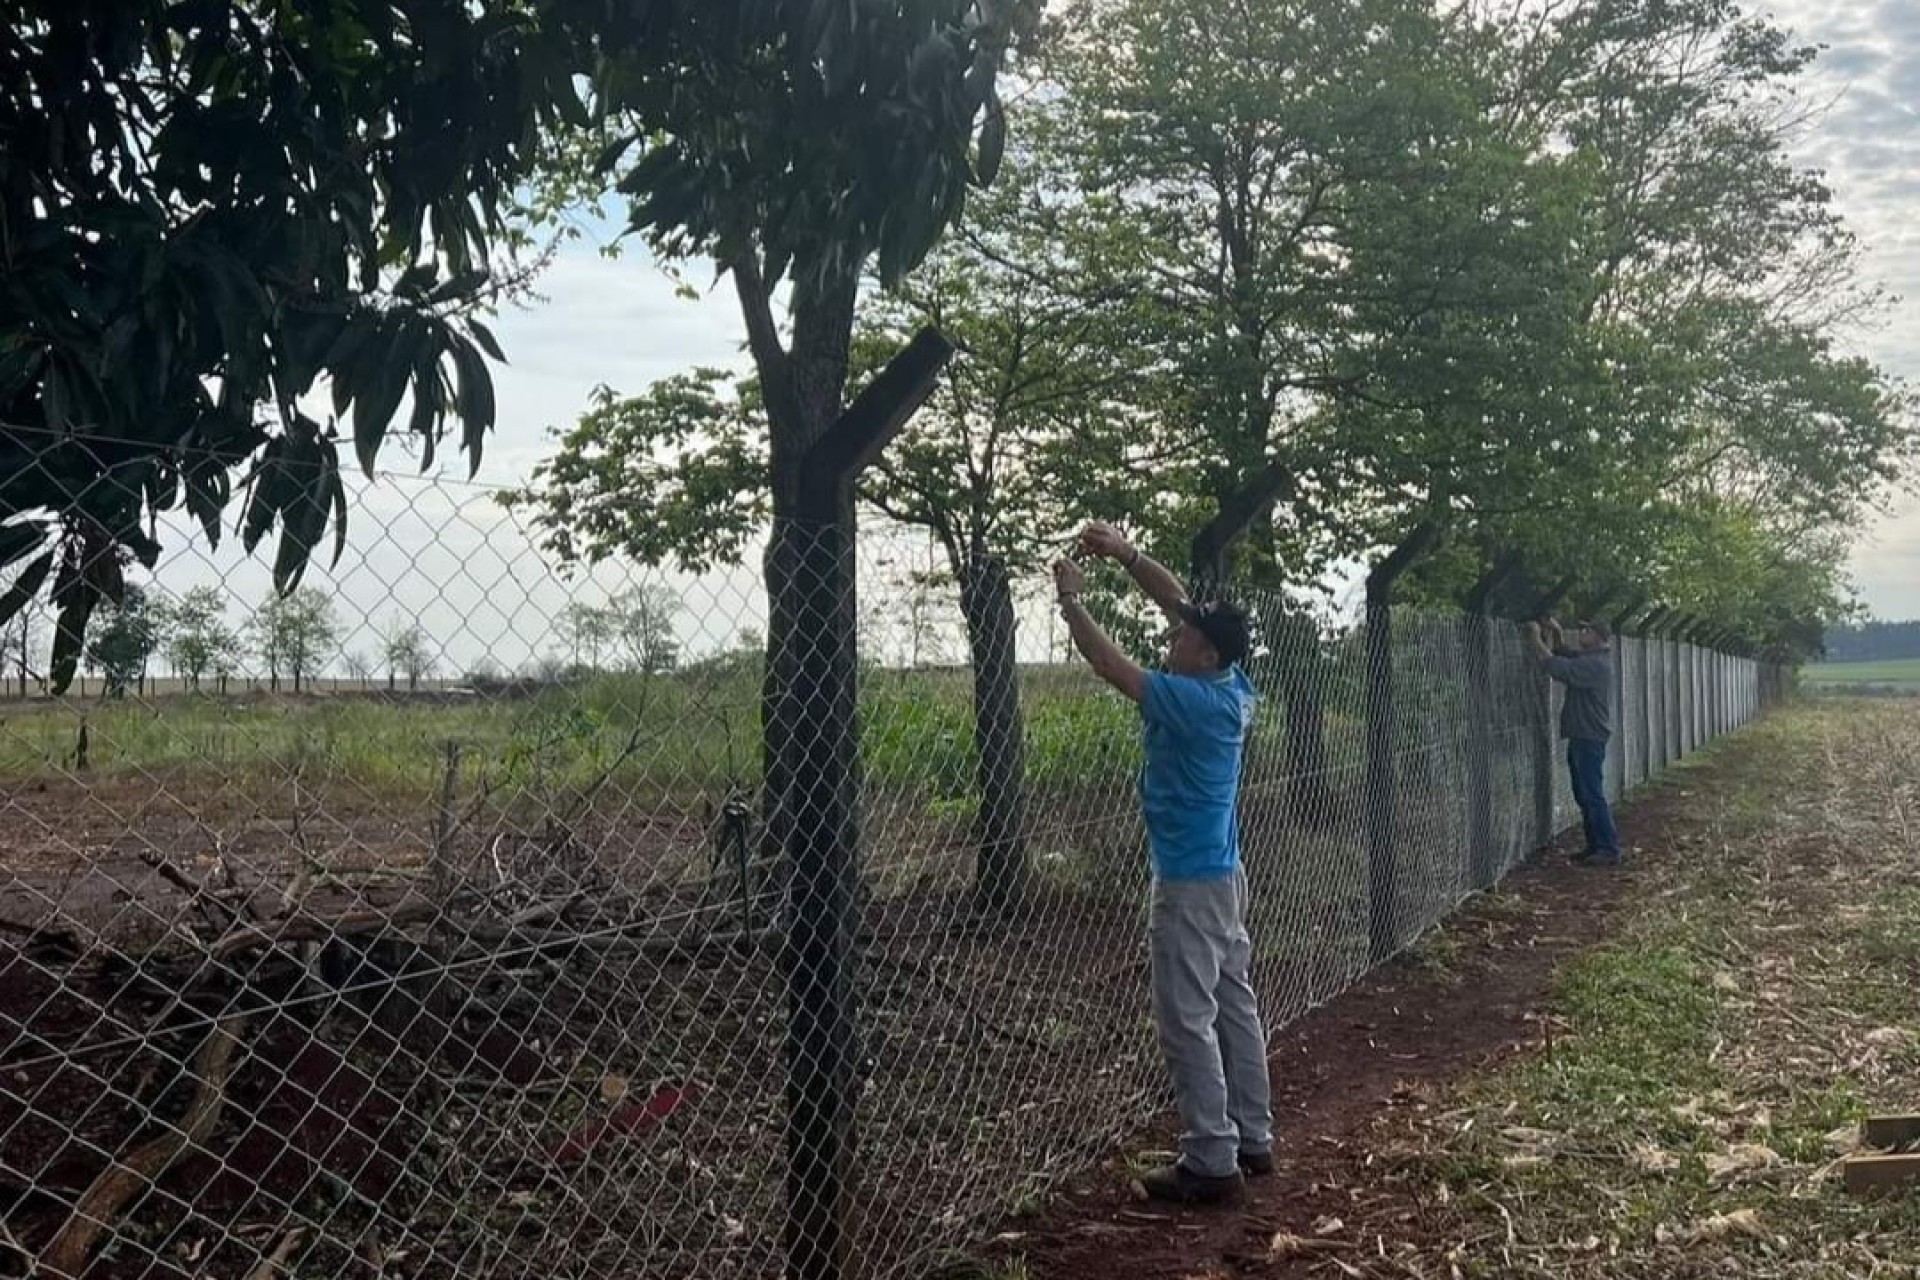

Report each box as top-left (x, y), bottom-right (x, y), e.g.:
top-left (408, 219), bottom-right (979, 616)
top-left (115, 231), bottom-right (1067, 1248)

top-left (1052, 521), bottom-right (1272, 1205)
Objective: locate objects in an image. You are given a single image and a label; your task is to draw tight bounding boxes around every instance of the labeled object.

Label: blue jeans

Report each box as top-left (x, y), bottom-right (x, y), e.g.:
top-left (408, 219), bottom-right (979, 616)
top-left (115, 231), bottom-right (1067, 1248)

top-left (1566, 738), bottom-right (1619, 857)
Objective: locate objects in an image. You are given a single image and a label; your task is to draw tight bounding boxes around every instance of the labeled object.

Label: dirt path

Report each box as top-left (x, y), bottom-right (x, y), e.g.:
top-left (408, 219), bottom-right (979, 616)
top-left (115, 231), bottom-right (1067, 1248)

top-left (979, 734), bottom-right (1753, 1279)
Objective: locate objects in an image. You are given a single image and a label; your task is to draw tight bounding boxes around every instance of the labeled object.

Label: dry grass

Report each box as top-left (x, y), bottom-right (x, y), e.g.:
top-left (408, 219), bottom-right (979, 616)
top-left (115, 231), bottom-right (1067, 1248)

top-left (1333, 700), bottom-right (1920, 1278)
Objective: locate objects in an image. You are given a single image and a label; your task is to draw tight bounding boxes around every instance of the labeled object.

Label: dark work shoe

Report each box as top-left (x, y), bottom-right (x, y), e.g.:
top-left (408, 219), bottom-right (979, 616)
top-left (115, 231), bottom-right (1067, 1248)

top-left (1135, 1162), bottom-right (1245, 1205)
top-left (1577, 850), bottom-right (1622, 867)
top-left (1238, 1148), bottom-right (1275, 1177)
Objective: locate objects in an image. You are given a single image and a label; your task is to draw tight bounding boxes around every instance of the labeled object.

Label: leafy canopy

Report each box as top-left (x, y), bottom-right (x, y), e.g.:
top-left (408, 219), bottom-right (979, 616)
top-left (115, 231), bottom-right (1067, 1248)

top-left (0, 0), bottom-right (584, 689)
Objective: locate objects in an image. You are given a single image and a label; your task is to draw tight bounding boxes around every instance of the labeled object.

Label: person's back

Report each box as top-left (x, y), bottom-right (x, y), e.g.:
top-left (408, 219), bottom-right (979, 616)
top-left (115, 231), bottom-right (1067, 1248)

top-left (1531, 619), bottom-right (1620, 865)
top-left (1140, 667), bottom-right (1257, 881)
top-left (1549, 648), bottom-right (1612, 743)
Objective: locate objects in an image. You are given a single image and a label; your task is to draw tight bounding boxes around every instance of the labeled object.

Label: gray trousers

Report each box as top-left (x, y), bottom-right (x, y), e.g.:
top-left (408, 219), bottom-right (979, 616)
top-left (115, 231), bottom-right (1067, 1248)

top-left (1149, 868), bottom-right (1274, 1177)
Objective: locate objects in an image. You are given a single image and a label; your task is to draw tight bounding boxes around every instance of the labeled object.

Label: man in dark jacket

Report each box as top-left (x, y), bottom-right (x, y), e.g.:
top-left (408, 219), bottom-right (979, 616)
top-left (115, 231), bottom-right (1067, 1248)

top-left (1527, 617), bottom-right (1620, 865)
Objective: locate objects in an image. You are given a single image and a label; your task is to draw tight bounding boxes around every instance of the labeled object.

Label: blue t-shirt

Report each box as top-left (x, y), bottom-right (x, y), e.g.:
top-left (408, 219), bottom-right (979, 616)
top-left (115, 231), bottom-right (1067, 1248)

top-left (1138, 666), bottom-right (1257, 881)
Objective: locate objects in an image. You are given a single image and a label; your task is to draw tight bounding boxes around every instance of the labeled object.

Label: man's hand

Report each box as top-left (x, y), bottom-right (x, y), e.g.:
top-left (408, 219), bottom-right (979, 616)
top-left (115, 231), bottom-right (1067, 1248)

top-left (1053, 558), bottom-right (1088, 599)
top-left (1077, 521), bottom-right (1133, 563)
top-left (1525, 619), bottom-right (1555, 662)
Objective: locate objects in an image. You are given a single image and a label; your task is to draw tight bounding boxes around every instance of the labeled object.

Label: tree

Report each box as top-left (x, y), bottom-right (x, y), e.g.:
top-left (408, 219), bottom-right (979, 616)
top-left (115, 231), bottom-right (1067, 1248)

top-left (160, 586), bottom-right (238, 693)
top-left (342, 650), bottom-right (377, 689)
top-left (606, 587), bottom-right (681, 674)
top-left (552, 590), bottom-right (681, 676)
top-left (249, 588), bottom-right (338, 694)
top-left (0, 2), bottom-right (584, 691)
top-left (381, 620), bottom-right (437, 692)
top-left (2, 596), bottom-right (43, 698)
top-left (1395, 0), bottom-right (1916, 654)
top-left (557, 603), bottom-right (617, 673)
top-left (509, 126), bottom-right (1136, 906)
top-left (85, 586), bottom-right (159, 698)
top-left (525, 11), bottom-right (1030, 1264)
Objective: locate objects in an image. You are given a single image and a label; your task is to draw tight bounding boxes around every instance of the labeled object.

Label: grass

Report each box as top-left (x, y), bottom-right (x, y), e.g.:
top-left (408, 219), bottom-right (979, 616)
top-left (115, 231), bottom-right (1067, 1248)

top-left (1803, 658), bottom-right (1920, 690)
top-left (0, 665), bottom-right (1149, 809)
top-left (1369, 699), bottom-right (1920, 1277)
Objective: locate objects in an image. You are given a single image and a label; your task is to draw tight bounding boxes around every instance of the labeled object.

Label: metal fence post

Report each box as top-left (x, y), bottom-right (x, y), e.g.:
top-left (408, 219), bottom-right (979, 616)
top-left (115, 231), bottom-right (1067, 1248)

top-left (1672, 627), bottom-right (1687, 757)
top-left (1608, 595), bottom-right (1646, 799)
top-left (1640, 607), bottom-right (1668, 776)
top-left (781, 329), bottom-right (951, 1280)
top-left (1528, 577), bottom-right (1574, 849)
top-left (1363, 522), bottom-right (1439, 962)
top-left (1463, 555), bottom-right (1517, 889)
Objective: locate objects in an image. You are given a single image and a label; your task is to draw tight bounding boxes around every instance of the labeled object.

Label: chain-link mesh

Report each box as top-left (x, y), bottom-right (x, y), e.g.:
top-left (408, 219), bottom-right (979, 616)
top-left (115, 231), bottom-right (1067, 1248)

top-left (1, 438), bottom-right (1782, 1279)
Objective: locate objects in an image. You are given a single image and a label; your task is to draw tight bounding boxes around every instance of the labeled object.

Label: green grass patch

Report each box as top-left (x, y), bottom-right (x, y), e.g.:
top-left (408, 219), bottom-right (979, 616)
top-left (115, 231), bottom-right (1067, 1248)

top-left (1401, 703), bottom-right (1920, 1275)
top-left (1803, 658), bottom-right (1920, 689)
top-left (0, 666), bottom-right (1153, 810)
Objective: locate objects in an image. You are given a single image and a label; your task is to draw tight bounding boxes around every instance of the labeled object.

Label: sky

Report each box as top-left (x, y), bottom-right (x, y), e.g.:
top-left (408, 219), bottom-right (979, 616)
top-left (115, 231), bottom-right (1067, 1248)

top-left (108, 0), bottom-right (1920, 680)
top-left (1776, 0), bottom-right (1920, 617)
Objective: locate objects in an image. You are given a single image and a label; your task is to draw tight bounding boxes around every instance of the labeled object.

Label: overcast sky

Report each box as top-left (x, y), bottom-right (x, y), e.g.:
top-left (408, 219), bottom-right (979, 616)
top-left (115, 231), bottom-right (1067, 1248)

top-left (461, 0), bottom-right (1920, 618)
top-left (127, 0), bottom-right (1920, 680)
top-left (1776, 0), bottom-right (1920, 617)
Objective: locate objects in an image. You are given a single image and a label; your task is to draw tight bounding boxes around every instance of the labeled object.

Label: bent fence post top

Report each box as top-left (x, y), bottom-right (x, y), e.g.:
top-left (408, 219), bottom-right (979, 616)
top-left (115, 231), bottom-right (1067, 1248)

top-left (1463, 548), bottom-right (1523, 615)
top-left (1188, 462), bottom-right (1294, 585)
top-left (1610, 589), bottom-right (1652, 635)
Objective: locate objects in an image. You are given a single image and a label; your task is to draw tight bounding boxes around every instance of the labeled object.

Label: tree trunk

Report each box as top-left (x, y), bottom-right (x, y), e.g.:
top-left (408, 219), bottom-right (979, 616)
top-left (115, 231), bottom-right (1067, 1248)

top-left (958, 552), bottom-right (1028, 913)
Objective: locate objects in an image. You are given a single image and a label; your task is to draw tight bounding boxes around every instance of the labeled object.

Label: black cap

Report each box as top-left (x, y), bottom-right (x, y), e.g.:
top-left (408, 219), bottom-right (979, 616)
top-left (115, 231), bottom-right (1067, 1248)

top-left (1177, 600), bottom-right (1251, 668)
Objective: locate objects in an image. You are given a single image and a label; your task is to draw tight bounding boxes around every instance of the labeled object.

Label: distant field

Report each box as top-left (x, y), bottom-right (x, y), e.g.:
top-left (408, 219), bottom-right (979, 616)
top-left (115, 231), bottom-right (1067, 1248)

top-left (1803, 658), bottom-right (1920, 688)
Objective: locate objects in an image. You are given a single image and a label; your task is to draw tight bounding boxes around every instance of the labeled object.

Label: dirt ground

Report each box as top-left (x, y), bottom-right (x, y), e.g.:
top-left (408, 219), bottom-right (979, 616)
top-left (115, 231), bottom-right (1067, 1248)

top-left (11, 701), bottom-right (1874, 1280)
top-left (977, 748), bottom-right (1736, 1278)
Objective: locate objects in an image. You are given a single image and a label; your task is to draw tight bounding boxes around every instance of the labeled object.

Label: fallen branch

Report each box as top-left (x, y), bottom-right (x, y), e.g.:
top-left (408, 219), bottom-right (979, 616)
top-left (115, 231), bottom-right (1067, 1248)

top-left (506, 891), bottom-right (586, 930)
top-left (40, 1014), bottom-right (250, 1278)
top-left (210, 898), bottom-right (439, 961)
top-left (137, 849), bottom-right (247, 932)
top-left (244, 1227), bottom-right (308, 1280)
top-left (496, 923), bottom-right (781, 962)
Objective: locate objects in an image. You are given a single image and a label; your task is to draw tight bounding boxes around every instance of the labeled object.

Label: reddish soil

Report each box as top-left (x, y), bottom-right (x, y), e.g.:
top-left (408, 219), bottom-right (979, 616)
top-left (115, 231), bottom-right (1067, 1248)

top-left (984, 777), bottom-right (1707, 1280)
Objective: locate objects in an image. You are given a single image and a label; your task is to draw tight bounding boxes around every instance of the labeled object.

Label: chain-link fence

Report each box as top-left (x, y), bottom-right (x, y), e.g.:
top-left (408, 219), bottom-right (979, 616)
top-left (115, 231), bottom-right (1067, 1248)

top-left (1, 456), bottom-right (1780, 1279)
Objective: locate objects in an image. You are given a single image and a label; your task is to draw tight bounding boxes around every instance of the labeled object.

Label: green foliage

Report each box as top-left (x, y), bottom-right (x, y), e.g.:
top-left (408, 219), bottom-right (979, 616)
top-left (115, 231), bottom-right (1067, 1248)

top-left (84, 586), bottom-right (159, 697)
top-left (158, 586), bottom-right (238, 692)
top-left (0, 1), bottom-right (578, 682)
top-left (247, 587), bottom-right (339, 693)
top-left (382, 619), bottom-right (437, 692)
top-left (541, 1), bottom-right (1040, 292)
top-left (1825, 623), bottom-right (1920, 664)
top-left (0, 664), bottom-right (1140, 805)
top-left (503, 373), bottom-right (768, 574)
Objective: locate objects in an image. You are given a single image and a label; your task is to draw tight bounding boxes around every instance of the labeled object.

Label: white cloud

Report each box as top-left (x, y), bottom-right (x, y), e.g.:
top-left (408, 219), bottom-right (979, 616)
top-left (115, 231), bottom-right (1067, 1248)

top-left (115, 0), bottom-right (1920, 671)
top-left (1772, 0), bottom-right (1920, 617)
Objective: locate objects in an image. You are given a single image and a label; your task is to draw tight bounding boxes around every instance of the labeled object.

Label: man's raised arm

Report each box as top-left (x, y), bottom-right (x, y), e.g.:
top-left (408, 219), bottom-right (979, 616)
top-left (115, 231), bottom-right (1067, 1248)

top-left (1054, 556), bottom-right (1146, 702)
top-left (1078, 521), bottom-right (1189, 620)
